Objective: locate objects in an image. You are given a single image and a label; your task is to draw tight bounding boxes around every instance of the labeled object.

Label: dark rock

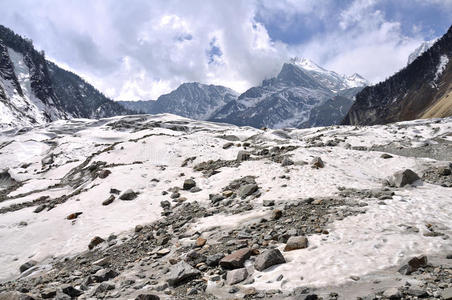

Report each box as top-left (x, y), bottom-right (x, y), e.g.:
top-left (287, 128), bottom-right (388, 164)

top-left (227, 268), bottom-right (248, 285)
top-left (93, 268), bottom-right (119, 282)
top-left (284, 236), bottom-right (308, 251)
top-left (167, 261), bottom-right (201, 287)
top-left (66, 212), bottom-right (82, 220)
top-left (237, 151), bottom-right (251, 162)
top-left (398, 255), bottom-right (427, 275)
top-left (311, 157), bottom-right (324, 168)
top-left (110, 188), bottom-right (120, 194)
top-left (263, 200), bottom-right (275, 207)
top-left (271, 209), bottom-right (282, 220)
top-left (391, 169), bottom-right (420, 187)
top-left (88, 236), bottom-right (105, 250)
top-left (220, 248), bottom-right (252, 269)
top-left (223, 142), bottom-right (234, 149)
top-left (254, 249), bottom-right (286, 271)
top-left (135, 295), bottom-right (160, 300)
top-left (238, 184), bottom-right (258, 198)
top-left (281, 157), bottom-right (294, 166)
top-left (135, 225), bottom-right (143, 232)
top-left (183, 179), bottom-right (196, 190)
top-left (119, 189), bottom-right (138, 200)
top-left (34, 205), bottom-right (46, 213)
top-left (41, 289), bottom-right (57, 299)
top-left (98, 169), bottom-right (111, 179)
top-left (19, 260), bottom-right (37, 273)
top-left (60, 285), bottom-right (82, 297)
top-left (93, 282), bottom-right (115, 295)
top-left (206, 253), bottom-right (225, 267)
top-left (102, 195), bottom-right (115, 206)
top-left (380, 153), bottom-right (393, 159)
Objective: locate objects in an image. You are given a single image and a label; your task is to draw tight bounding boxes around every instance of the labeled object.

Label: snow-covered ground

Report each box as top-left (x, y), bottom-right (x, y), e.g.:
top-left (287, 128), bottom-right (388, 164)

top-left (0, 114), bottom-right (451, 293)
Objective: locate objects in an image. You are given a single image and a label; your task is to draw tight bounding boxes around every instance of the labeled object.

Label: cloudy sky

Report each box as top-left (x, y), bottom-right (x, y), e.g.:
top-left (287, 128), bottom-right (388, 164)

top-left (1, 0), bottom-right (451, 100)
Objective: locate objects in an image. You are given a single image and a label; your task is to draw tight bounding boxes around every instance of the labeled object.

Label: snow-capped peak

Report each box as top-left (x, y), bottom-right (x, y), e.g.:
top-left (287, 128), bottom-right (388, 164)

top-left (344, 73), bottom-right (370, 88)
top-left (290, 57), bottom-right (326, 73)
top-left (407, 39), bottom-right (437, 65)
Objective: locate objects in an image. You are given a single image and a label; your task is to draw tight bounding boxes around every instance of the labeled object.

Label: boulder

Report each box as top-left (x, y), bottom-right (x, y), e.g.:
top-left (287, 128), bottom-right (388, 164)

top-left (19, 260), bottom-right (37, 273)
top-left (398, 255), bottom-right (427, 275)
top-left (167, 261), bottom-right (201, 287)
top-left (41, 154), bottom-right (54, 165)
top-left (284, 236), bottom-right (308, 251)
top-left (236, 151), bottom-right (250, 162)
top-left (220, 248), bottom-right (252, 269)
top-left (98, 169), bottom-right (111, 179)
top-left (60, 285), bottom-right (82, 297)
top-left (119, 189), bottom-right (137, 200)
top-left (34, 205), bottom-right (46, 213)
top-left (281, 157), bottom-right (294, 166)
top-left (390, 169), bottom-right (420, 187)
top-left (222, 142), bottom-right (234, 149)
top-left (238, 184), bottom-right (258, 199)
top-left (88, 236), bottom-right (105, 250)
top-left (183, 179), bottom-right (196, 190)
top-left (66, 212), bottom-right (82, 220)
top-left (93, 268), bottom-right (119, 282)
top-left (254, 249), bottom-right (286, 271)
top-left (102, 195), bottom-right (115, 206)
top-left (135, 295), bottom-right (160, 300)
top-left (196, 237), bottom-right (207, 247)
top-left (311, 157), bottom-right (324, 168)
top-left (206, 253), bottom-right (225, 267)
top-left (227, 268), bottom-right (248, 285)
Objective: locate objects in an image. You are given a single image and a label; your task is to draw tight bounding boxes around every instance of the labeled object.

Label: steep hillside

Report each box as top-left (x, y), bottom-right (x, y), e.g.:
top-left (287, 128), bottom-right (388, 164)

top-left (0, 25), bottom-right (132, 129)
top-left (47, 62), bottom-right (133, 119)
top-left (343, 25), bottom-right (452, 125)
top-left (210, 58), bottom-right (368, 129)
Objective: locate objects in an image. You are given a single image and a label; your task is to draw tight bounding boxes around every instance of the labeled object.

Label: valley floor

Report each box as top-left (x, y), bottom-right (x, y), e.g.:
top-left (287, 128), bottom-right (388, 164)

top-left (0, 114), bottom-right (451, 299)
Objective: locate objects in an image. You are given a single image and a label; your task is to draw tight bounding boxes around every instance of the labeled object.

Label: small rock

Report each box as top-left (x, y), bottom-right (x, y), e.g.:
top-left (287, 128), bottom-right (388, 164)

top-left (220, 248), bottom-right (252, 269)
top-left (196, 237), bottom-right (207, 247)
top-left (88, 236), bottom-right (105, 250)
top-left (135, 225), bottom-right (143, 232)
top-left (41, 288), bottom-right (57, 299)
top-left (263, 200), bottom-right (275, 207)
top-left (380, 153), bottom-right (393, 159)
top-left (223, 142), bottom-right (234, 149)
top-left (284, 236), bottom-right (308, 251)
top-left (271, 209), bottom-right (282, 220)
top-left (281, 157), bottom-right (294, 166)
top-left (183, 179), bottom-right (196, 190)
top-left (93, 282), bottom-right (115, 295)
top-left (98, 169), bottom-right (111, 179)
top-left (34, 205), bottom-right (46, 213)
top-left (66, 212), bottom-right (82, 220)
top-left (102, 195), bottom-right (115, 206)
top-left (206, 253), bottom-right (225, 267)
top-left (167, 261), bottom-right (201, 287)
top-left (254, 249), bottom-right (286, 271)
top-left (119, 189), bottom-right (138, 200)
top-left (93, 268), bottom-right (119, 282)
top-left (41, 154), bottom-right (54, 165)
top-left (60, 285), bottom-right (82, 297)
top-left (135, 294), bottom-right (160, 300)
top-left (19, 260), bottom-right (37, 273)
top-left (227, 268), bottom-right (248, 285)
top-left (110, 188), bottom-right (120, 194)
top-left (237, 151), bottom-right (251, 162)
top-left (311, 157), bottom-right (324, 168)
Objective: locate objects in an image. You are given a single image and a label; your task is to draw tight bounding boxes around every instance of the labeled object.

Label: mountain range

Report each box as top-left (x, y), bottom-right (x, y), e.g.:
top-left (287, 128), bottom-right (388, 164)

top-left (1, 23), bottom-right (452, 130)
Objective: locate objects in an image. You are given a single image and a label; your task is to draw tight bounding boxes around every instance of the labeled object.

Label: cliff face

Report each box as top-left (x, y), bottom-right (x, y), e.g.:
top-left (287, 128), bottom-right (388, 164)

top-left (343, 25), bottom-right (452, 125)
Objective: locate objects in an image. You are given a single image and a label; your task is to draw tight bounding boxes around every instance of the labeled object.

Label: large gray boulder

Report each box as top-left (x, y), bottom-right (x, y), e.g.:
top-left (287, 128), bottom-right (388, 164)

top-left (254, 249), bottom-right (286, 271)
top-left (226, 268), bottom-right (248, 285)
top-left (166, 261), bottom-right (201, 287)
top-left (390, 169), bottom-right (420, 187)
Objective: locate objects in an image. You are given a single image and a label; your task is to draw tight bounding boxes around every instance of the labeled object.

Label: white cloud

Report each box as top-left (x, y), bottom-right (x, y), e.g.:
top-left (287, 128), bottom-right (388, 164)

top-left (0, 0), bottom-right (445, 99)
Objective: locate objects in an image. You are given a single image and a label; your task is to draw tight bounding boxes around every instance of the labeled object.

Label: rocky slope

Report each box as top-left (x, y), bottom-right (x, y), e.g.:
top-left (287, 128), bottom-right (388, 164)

top-left (119, 83), bottom-right (238, 120)
top-left (0, 25), bottom-right (132, 129)
top-left (343, 25), bottom-right (452, 126)
top-left (0, 114), bottom-right (451, 299)
top-left (210, 58), bottom-right (368, 129)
